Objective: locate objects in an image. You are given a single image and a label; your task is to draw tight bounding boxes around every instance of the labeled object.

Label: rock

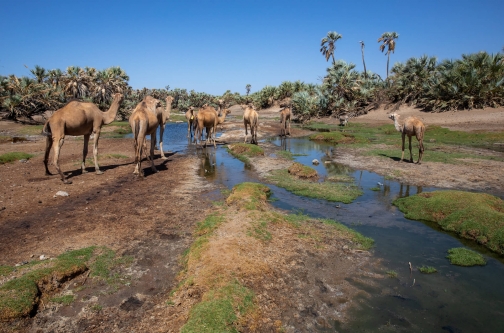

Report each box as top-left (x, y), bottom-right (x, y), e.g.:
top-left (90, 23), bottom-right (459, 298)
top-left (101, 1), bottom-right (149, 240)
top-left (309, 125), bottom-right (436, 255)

top-left (19, 159), bottom-right (28, 163)
top-left (54, 191), bottom-right (69, 197)
top-left (312, 159), bottom-right (319, 165)
top-left (40, 255), bottom-right (48, 260)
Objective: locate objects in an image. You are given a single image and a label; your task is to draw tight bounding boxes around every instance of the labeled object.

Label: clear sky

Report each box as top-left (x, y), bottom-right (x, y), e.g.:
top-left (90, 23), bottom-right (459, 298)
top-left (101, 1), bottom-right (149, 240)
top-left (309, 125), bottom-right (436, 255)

top-left (1, 0), bottom-right (503, 95)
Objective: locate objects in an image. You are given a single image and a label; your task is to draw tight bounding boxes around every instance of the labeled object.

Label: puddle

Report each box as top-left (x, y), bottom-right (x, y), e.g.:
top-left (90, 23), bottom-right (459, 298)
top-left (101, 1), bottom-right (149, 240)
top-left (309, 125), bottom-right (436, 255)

top-left (162, 124), bottom-right (504, 332)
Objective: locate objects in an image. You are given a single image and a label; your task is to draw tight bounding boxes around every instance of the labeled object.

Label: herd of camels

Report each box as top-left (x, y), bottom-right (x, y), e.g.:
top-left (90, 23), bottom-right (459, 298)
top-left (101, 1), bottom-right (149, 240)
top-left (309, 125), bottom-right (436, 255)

top-left (41, 94), bottom-right (425, 183)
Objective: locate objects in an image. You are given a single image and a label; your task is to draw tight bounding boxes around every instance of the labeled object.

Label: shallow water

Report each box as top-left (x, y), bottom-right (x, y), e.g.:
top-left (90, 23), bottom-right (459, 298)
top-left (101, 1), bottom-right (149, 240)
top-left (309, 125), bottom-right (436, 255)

top-left (161, 124), bottom-right (504, 332)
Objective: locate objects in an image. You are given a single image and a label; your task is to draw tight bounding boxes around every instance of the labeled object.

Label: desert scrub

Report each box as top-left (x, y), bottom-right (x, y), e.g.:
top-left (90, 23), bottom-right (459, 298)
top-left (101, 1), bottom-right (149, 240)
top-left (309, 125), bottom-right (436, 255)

top-left (0, 152), bottom-right (33, 164)
top-left (393, 190), bottom-right (504, 255)
top-left (288, 162), bottom-right (318, 180)
top-left (181, 280), bottom-right (255, 333)
top-left (227, 143), bottom-right (264, 166)
top-left (267, 169), bottom-right (362, 204)
top-left (446, 248), bottom-right (486, 266)
top-left (418, 266), bottom-right (437, 274)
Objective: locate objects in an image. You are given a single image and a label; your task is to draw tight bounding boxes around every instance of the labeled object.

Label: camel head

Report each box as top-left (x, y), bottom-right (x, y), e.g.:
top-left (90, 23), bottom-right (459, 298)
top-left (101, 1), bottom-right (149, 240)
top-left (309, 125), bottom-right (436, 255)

top-left (223, 108), bottom-right (231, 116)
top-left (112, 93), bottom-right (124, 102)
top-left (143, 96), bottom-right (161, 112)
top-left (388, 113), bottom-right (399, 121)
top-left (165, 96), bottom-right (174, 106)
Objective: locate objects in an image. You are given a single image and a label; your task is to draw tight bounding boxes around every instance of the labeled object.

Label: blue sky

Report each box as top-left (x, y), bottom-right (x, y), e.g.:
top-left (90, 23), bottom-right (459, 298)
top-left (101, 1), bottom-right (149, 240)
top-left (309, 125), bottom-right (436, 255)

top-left (1, 0), bottom-right (503, 95)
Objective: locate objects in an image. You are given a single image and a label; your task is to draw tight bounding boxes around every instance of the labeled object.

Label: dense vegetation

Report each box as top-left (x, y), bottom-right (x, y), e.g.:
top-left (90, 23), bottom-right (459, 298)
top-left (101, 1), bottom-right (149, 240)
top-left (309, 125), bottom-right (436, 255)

top-left (1, 31), bottom-right (503, 123)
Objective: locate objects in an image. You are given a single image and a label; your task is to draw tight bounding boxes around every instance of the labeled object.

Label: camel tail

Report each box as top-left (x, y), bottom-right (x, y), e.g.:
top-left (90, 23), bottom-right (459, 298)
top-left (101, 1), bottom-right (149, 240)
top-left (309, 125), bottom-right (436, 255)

top-left (133, 119), bottom-right (141, 147)
top-left (41, 121), bottom-right (51, 136)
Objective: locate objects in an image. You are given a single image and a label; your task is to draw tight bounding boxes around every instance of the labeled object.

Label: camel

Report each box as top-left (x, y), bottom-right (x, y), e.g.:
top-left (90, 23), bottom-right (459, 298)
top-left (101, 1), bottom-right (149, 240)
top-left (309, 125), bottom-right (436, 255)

top-left (339, 114), bottom-right (349, 126)
top-left (196, 107), bottom-right (231, 148)
top-left (279, 107), bottom-right (291, 136)
top-left (242, 104), bottom-right (259, 144)
top-left (185, 106), bottom-right (197, 138)
top-left (42, 93), bottom-right (123, 184)
top-left (156, 96), bottom-right (174, 159)
top-left (129, 96), bottom-right (162, 176)
top-left (388, 112), bottom-right (425, 164)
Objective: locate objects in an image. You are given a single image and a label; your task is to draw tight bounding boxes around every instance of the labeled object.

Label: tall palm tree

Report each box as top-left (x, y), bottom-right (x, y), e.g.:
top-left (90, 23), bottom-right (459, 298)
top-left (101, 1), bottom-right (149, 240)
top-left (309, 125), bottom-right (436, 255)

top-left (320, 31), bottom-right (342, 65)
top-left (378, 32), bottom-right (399, 79)
top-left (246, 84), bottom-right (251, 96)
top-left (30, 65), bottom-right (48, 84)
top-left (359, 41), bottom-right (367, 79)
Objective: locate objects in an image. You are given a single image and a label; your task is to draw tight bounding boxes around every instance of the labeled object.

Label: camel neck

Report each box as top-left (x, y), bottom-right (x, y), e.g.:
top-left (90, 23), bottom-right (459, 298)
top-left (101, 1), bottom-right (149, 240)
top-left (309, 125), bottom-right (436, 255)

top-left (394, 118), bottom-right (403, 132)
top-left (102, 97), bottom-right (121, 125)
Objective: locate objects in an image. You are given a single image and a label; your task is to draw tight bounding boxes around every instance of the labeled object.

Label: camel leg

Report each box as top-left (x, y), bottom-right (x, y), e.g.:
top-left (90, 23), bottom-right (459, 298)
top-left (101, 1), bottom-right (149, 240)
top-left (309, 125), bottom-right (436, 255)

top-left (149, 135), bottom-right (158, 173)
top-left (159, 124), bottom-right (168, 159)
top-left (187, 121), bottom-right (191, 138)
top-left (408, 136), bottom-right (413, 163)
top-left (44, 136), bottom-right (53, 176)
top-left (133, 133), bottom-right (144, 176)
top-left (81, 134), bottom-right (90, 174)
top-left (417, 137), bottom-right (424, 164)
top-left (92, 130), bottom-right (103, 175)
top-left (53, 136), bottom-right (71, 184)
top-left (400, 133), bottom-right (406, 162)
top-left (244, 120), bottom-right (248, 143)
top-left (287, 119), bottom-right (291, 136)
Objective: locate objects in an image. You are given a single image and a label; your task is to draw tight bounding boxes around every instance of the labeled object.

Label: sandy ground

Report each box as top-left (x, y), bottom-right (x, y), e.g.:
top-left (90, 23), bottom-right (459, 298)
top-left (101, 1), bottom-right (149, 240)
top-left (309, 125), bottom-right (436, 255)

top-left (0, 104), bottom-right (503, 332)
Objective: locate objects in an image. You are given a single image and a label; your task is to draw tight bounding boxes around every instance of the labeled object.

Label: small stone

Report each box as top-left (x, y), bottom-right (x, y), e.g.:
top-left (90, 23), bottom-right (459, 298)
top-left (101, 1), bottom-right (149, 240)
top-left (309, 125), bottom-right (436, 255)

top-left (40, 255), bottom-right (47, 260)
top-left (54, 191), bottom-right (69, 197)
top-left (312, 159), bottom-right (319, 165)
top-left (19, 159), bottom-right (28, 163)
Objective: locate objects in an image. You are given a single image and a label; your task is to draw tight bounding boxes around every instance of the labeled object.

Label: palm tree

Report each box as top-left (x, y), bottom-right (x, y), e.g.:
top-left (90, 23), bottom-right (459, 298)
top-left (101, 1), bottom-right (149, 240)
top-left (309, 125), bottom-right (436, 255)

top-left (359, 41), bottom-right (367, 79)
top-left (378, 32), bottom-right (399, 79)
top-left (30, 65), bottom-right (48, 84)
top-left (320, 31), bottom-right (342, 65)
top-left (246, 84), bottom-right (251, 96)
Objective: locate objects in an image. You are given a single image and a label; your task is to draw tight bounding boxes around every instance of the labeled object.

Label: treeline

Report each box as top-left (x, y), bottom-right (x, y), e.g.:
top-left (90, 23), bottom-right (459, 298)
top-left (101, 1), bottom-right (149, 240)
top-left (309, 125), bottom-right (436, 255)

top-left (1, 51), bottom-right (503, 123)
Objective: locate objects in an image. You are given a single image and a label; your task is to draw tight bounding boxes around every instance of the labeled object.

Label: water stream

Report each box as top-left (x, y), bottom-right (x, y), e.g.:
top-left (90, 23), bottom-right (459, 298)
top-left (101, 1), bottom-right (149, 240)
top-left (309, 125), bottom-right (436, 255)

top-left (159, 123), bottom-right (504, 332)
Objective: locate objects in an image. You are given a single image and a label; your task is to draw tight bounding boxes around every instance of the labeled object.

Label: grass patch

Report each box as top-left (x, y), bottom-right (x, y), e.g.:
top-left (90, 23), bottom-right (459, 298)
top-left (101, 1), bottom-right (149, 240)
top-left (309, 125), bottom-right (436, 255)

top-left (169, 114), bottom-right (187, 123)
top-left (288, 162), bottom-right (318, 180)
top-left (370, 187), bottom-right (380, 191)
top-left (276, 150), bottom-right (294, 160)
top-left (386, 270), bottom-right (398, 278)
top-left (227, 143), bottom-right (264, 167)
top-left (226, 182), bottom-right (271, 211)
top-left (394, 190), bottom-right (504, 255)
top-left (321, 219), bottom-right (374, 250)
top-left (181, 279), bottom-right (255, 333)
top-left (418, 266), bottom-right (437, 274)
top-left (50, 294), bottom-right (75, 306)
top-left (0, 152), bottom-right (33, 164)
top-left (248, 219), bottom-right (272, 242)
top-left (102, 121), bottom-right (132, 138)
top-left (89, 247), bottom-right (134, 289)
top-left (446, 248), bottom-right (486, 266)
top-left (267, 169), bottom-right (362, 204)
top-left (309, 131), bottom-right (368, 144)
top-left (0, 247), bottom-right (95, 321)
top-left (17, 124), bottom-right (44, 135)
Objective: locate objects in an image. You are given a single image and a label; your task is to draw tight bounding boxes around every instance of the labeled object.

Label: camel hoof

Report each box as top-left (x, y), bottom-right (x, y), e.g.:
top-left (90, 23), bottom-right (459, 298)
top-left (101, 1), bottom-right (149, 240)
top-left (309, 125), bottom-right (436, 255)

top-left (161, 156), bottom-right (168, 160)
top-left (82, 169), bottom-right (88, 174)
top-left (63, 179), bottom-right (72, 184)
top-left (95, 170), bottom-right (104, 175)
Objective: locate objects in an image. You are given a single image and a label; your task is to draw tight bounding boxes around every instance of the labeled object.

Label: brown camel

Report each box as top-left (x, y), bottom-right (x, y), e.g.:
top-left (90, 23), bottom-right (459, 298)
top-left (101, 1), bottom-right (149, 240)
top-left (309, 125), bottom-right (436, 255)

top-left (196, 107), bottom-right (231, 148)
top-left (242, 104), bottom-right (259, 144)
top-left (185, 106), bottom-right (197, 138)
top-left (129, 96), bottom-right (161, 176)
top-left (339, 114), bottom-right (349, 126)
top-left (42, 93), bottom-right (123, 184)
top-left (388, 112), bottom-right (425, 164)
top-left (279, 107), bottom-right (291, 136)
top-left (156, 96), bottom-right (174, 159)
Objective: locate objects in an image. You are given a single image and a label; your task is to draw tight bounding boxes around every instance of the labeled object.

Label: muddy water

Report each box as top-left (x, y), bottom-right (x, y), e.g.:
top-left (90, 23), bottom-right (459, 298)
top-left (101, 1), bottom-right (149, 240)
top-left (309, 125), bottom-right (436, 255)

top-left (161, 124), bottom-right (504, 333)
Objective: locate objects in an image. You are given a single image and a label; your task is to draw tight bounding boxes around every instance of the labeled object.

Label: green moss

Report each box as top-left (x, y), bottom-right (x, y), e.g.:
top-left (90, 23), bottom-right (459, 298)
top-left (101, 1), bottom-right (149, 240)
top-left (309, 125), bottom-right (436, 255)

top-left (418, 266), bottom-right (437, 274)
top-left (181, 280), bottom-right (254, 333)
top-left (0, 152), bottom-right (33, 164)
top-left (227, 144), bottom-right (264, 167)
top-left (446, 248), bottom-right (486, 266)
top-left (51, 294), bottom-right (75, 305)
top-left (394, 190), bottom-right (504, 255)
top-left (370, 187), bottom-right (380, 191)
top-left (267, 169), bottom-right (362, 204)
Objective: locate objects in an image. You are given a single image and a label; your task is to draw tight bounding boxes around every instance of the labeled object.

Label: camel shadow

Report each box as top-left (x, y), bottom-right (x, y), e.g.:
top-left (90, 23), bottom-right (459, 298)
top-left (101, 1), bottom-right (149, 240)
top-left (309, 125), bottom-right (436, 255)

top-left (140, 159), bottom-right (171, 177)
top-left (377, 153), bottom-right (413, 163)
top-left (63, 161), bottom-right (133, 181)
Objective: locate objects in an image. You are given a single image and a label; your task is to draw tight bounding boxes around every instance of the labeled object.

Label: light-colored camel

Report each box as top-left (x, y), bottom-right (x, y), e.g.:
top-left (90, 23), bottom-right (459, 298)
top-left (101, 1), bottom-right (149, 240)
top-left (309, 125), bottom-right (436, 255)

top-left (388, 112), bottom-right (425, 164)
top-left (242, 104), bottom-right (259, 144)
top-left (129, 96), bottom-right (161, 176)
top-left (196, 107), bottom-right (231, 148)
top-left (279, 107), bottom-right (291, 136)
top-left (339, 114), bottom-right (349, 126)
top-left (42, 93), bottom-right (123, 184)
top-left (156, 96), bottom-right (174, 159)
top-left (185, 106), bottom-right (197, 138)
